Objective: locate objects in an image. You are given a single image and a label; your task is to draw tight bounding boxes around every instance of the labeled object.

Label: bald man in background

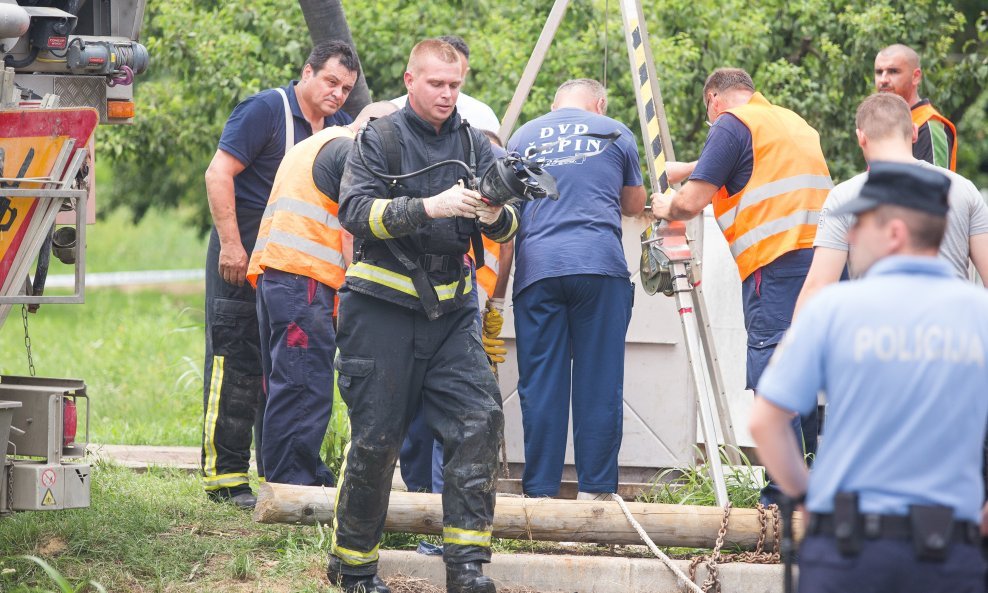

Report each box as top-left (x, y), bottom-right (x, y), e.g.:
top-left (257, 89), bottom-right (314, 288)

top-left (874, 43), bottom-right (957, 171)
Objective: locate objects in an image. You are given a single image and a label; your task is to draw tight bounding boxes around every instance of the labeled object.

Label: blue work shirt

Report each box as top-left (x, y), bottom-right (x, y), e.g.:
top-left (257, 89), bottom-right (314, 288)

top-left (757, 256), bottom-right (988, 522)
top-left (218, 81), bottom-right (353, 211)
top-left (690, 114), bottom-right (753, 196)
top-left (507, 108), bottom-right (643, 296)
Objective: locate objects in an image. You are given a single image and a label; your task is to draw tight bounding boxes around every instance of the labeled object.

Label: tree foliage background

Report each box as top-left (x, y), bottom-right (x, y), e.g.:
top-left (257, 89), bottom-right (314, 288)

top-left (102, 0), bottom-right (988, 229)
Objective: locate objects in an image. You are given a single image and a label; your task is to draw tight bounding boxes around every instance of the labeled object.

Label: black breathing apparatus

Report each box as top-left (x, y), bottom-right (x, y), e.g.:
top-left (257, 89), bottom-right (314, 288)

top-left (355, 123), bottom-right (559, 206)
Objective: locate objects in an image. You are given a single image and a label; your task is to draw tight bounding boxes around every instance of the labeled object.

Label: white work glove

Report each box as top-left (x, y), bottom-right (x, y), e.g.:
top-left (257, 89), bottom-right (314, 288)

top-left (487, 297), bottom-right (505, 313)
top-left (423, 183), bottom-right (483, 219)
top-left (476, 202), bottom-right (504, 226)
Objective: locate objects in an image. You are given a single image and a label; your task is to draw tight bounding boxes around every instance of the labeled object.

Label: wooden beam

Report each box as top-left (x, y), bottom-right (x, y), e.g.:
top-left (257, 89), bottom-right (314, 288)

top-left (254, 482), bottom-right (797, 550)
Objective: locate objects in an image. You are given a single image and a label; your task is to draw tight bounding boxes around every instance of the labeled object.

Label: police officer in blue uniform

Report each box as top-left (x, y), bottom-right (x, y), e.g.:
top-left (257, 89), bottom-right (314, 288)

top-left (749, 162), bottom-right (988, 592)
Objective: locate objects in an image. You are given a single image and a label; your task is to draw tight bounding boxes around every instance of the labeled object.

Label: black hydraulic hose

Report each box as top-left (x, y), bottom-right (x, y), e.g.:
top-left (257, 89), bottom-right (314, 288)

top-left (356, 128), bottom-right (475, 185)
top-left (4, 46), bottom-right (40, 69)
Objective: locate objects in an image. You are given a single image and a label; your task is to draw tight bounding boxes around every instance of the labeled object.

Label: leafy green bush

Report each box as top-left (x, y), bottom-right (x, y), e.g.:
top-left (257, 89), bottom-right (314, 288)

top-left (103, 0), bottom-right (987, 226)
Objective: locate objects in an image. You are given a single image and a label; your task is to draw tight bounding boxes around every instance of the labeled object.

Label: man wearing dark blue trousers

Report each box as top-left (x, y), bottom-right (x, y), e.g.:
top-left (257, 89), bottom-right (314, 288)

top-left (247, 102), bottom-right (397, 487)
top-left (201, 41), bottom-right (357, 508)
top-left (507, 79), bottom-right (645, 498)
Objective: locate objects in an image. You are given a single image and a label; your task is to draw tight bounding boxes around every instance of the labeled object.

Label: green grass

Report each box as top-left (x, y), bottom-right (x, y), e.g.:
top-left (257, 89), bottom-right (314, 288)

top-left (0, 207), bottom-right (208, 446)
top-left (638, 446), bottom-right (763, 509)
top-left (0, 288), bottom-right (205, 446)
top-left (0, 462), bottom-right (328, 593)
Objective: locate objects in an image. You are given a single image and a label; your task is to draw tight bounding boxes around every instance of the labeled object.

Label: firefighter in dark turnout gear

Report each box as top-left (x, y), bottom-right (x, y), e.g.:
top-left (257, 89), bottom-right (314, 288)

top-left (328, 39), bottom-right (518, 593)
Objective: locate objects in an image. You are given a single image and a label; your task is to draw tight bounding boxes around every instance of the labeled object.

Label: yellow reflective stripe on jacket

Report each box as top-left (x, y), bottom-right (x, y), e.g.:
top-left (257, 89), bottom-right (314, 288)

top-left (346, 262), bottom-right (473, 299)
top-left (261, 196), bottom-right (343, 230)
top-left (369, 199), bottom-right (394, 239)
top-left (442, 526), bottom-right (492, 547)
top-left (729, 209), bottom-right (820, 258)
top-left (254, 229), bottom-right (348, 270)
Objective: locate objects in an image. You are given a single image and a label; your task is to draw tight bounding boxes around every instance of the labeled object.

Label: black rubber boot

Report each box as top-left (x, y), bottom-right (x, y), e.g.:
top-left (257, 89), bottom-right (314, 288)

top-left (446, 561), bottom-right (496, 593)
top-left (327, 556), bottom-right (391, 593)
top-left (206, 486), bottom-right (257, 510)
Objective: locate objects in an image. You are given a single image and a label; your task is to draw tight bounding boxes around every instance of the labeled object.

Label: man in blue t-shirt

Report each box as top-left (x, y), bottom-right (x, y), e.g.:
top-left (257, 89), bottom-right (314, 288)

top-left (507, 78), bottom-right (645, 498)
top-left (200, 41), bottom-right (358, 509)
top-left (750, 162), bottom-right (988, 593)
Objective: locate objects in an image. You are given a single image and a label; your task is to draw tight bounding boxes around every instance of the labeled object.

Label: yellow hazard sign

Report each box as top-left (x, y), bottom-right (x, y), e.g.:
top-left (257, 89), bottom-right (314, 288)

top-left (41, 489), bottom-right (55, 506)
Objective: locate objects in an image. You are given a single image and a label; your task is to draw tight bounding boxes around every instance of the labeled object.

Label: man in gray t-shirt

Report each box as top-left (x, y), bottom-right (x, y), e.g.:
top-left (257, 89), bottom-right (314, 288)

top-left (795, 93), bottom-right (988, 317)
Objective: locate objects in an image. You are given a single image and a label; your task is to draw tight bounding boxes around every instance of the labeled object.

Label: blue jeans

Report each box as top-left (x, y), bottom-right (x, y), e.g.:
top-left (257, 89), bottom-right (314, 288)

top-left (514, 274), bottom-right (634, 496)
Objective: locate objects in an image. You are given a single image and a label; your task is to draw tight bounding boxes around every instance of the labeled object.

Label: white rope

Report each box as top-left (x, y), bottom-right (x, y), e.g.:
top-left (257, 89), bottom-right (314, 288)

top-left (610, 494), bottom-right (706, 593)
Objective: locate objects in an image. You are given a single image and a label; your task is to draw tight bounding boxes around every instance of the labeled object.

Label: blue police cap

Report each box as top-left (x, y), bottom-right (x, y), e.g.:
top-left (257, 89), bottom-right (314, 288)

top-left (832, 161), bottom-right (950, 218)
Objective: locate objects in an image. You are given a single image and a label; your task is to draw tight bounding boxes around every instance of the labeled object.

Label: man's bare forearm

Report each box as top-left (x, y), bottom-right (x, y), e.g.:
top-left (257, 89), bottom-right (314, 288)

top-left (205, 169), bottom-right (241, 246)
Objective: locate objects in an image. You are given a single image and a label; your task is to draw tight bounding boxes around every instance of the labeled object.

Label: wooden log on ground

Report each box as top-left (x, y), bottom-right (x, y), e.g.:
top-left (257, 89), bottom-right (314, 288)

top-left (254, 482), bottom-right (799, 550)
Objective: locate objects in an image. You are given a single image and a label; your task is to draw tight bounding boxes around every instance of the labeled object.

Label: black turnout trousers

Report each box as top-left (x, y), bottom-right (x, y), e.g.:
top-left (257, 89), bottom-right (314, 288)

top-left (331, 287), bottom-right (503, 573)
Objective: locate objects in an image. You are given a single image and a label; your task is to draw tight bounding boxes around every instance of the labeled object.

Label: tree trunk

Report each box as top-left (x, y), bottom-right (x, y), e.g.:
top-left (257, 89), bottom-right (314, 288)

top-left (297, 0), bottom-right (371, 118)
top-left (254, 482), bottom-right (799, 551)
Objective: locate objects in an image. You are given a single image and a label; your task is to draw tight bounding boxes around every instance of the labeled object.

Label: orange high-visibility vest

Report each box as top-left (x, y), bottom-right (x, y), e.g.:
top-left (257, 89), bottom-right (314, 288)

top-left (246, 126), bottom-right (352, 289)
top-left (911, 103), bottom-right (957, 171)
top-left (469, 237), bottom-right (501, 298)
top-left (712, 93), bottom-right (832, 281)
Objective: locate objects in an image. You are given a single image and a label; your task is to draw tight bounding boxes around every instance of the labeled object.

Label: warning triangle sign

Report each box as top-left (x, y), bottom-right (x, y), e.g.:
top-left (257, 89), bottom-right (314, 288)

top-left (41, 489), bottom-right (55, 506)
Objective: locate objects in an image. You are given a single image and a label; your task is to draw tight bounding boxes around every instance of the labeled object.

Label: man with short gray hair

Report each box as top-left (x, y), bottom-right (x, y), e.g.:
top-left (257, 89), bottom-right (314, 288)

top-left (507, 78), bottom-right (645, 499)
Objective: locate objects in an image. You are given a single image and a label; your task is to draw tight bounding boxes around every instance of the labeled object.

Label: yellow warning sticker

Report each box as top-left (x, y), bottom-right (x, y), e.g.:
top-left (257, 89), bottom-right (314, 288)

top-left (41, 489), bottom-right (55, 506)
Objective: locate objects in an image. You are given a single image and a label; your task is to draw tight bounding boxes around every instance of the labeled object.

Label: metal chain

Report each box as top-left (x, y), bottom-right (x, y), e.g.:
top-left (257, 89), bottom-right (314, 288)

top-left (491, 365), bottom-right (510, 480)
top-left (688, 503), bottom-right (783, 591)
top-left (499, 430), bottom-right (510, 480)
top-left (21, 304), bottom-right (36, 376)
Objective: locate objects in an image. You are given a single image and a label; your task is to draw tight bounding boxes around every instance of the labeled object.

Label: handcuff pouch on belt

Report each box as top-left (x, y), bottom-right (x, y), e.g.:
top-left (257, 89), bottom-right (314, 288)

top-left (829, 492), bottom-right (958, 561)
top-left (833, 491), bottom-right (862, 556)
top-left (909, 504), bottom-right (954, 561)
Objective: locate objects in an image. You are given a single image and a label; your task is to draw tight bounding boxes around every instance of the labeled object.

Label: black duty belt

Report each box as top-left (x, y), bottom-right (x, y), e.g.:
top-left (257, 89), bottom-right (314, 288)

top-left (808, 512), bottom-right (980, 545)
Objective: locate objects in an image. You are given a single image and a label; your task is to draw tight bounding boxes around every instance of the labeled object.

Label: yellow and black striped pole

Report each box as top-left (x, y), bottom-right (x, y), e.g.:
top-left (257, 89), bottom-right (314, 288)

top-left (618, 0), bottom-right (733, 506)
top-left (619, 0), bottom-right (676, 203)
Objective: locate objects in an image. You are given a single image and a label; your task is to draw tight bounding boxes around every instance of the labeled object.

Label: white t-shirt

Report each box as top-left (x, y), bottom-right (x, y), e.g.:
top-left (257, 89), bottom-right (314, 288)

top-left (815, 159), bottom-right (988, 278)
top-left (391, 92), bottom-right (500, 133)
